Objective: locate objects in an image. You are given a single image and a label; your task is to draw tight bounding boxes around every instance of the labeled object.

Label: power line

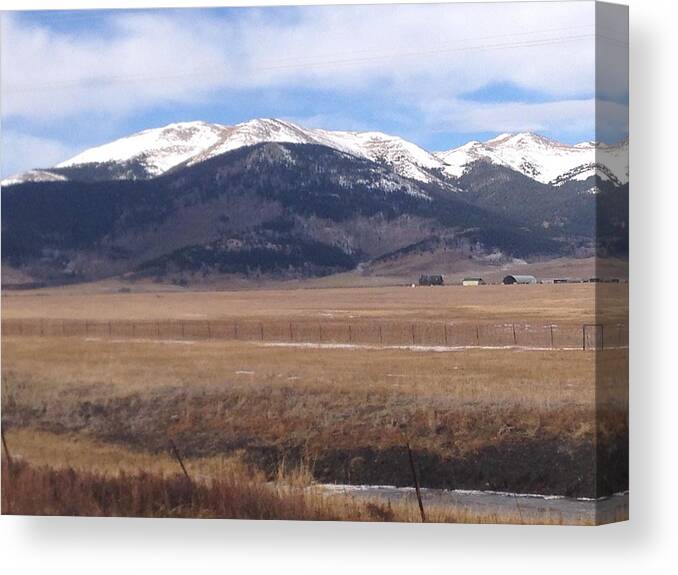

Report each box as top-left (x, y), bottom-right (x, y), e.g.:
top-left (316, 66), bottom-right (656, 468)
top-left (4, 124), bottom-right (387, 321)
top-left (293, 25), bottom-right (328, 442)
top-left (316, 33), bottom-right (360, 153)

top-left (4, 32), bottom-right (597, 94)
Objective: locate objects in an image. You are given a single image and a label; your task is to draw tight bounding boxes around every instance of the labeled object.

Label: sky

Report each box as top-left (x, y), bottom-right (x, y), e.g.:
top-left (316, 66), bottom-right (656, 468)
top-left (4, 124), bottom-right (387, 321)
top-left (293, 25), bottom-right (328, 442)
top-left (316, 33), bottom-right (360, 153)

top-left (0, 2), bottom-right (629, 177)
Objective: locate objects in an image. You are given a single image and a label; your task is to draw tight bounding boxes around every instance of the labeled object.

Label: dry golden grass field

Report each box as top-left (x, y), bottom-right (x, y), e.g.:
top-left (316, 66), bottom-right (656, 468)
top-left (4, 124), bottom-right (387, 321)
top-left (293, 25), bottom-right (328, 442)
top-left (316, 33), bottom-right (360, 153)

top-left (2, 282), bottom-right (627, 323)
top-left (1, 282), bottom-right (628, 523)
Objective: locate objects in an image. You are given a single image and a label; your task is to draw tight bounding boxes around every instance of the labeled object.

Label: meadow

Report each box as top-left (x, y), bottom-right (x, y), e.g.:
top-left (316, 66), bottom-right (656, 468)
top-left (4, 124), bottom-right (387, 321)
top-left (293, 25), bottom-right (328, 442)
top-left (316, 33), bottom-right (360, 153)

top-left (1, 282), bottom-right (629, 523)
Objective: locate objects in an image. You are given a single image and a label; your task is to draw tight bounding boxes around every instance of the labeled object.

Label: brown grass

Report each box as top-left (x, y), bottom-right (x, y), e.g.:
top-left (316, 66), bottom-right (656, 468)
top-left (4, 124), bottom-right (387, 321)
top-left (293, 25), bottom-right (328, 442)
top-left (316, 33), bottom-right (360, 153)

top-left (1, 334), bottom-right (627, 498)
top-left (1, 283), bottom-right (628, 324)
top-left (1, 432), bottom-right (598, 524)
top-left (2, 336), bottom-right (625, 454)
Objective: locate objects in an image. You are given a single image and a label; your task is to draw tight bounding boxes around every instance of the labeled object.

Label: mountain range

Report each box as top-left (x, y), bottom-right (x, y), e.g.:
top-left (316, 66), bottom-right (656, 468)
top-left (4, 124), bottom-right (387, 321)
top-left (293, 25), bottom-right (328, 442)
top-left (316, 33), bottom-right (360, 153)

top-left (1, 118), bottom-right (628, 285)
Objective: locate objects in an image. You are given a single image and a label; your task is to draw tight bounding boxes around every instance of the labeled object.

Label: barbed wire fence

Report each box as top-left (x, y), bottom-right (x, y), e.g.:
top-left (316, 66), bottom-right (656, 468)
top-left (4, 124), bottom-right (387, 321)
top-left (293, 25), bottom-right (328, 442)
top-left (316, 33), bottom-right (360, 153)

top-left (1, 318), bottom-right (628, 350)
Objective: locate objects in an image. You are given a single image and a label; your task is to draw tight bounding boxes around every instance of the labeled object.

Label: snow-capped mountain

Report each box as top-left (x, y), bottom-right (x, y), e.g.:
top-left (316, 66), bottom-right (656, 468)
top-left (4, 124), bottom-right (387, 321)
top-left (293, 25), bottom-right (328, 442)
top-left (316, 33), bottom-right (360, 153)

top-left (3, 123), bottom-right (628, 286)
top-left (1, 119), bottom-right (448, 187)
top-left (435, 132), bottom-right (628, 186)
top-left (1, 120), bottom-right (628, 190)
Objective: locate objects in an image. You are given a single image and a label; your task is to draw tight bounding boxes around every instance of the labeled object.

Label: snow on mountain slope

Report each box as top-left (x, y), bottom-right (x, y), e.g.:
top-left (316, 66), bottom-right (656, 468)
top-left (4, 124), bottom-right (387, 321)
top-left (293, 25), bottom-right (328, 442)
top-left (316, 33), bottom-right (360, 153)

top-left (0, 169), bottom-right (68, 187)
top-left (185, 118), bottom-right (447, 183)
top-left (2, 118), bottom-right (447, 187)
top-left (322, 129), bottom-right (445, 183)
top-left (436, 132), bottom-right (628, 186)
top-left (57, 121), bottom-right (228, 176)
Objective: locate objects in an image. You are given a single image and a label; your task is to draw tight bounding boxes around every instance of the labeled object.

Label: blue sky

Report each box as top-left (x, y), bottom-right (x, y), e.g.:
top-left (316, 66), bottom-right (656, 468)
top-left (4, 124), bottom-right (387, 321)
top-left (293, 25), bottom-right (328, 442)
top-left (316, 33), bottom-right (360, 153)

top-left (1, 3), bottom-right (629, 176)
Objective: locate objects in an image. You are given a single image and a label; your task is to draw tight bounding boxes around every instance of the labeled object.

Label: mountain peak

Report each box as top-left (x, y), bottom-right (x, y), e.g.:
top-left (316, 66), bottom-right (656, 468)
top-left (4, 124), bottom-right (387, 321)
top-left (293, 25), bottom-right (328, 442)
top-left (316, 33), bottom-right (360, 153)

top-left (55, 120), bottom-right (228, 176)
top-left (484, 133), bottom-right (513, 144)
top-left (437, 131), bottom-right (627, 185)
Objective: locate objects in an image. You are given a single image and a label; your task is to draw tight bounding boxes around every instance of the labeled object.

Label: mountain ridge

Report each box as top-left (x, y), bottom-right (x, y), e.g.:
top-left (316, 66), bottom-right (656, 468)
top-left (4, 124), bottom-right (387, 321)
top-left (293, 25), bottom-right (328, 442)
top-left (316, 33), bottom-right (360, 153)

top-left (1, 118), bottom-right (628, 190)
top-left (2, 141), bottom-right (569, 285)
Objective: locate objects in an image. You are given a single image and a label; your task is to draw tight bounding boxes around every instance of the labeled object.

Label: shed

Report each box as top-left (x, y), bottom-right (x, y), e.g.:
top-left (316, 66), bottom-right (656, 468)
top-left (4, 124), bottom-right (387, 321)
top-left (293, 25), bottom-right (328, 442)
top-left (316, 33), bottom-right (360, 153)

top-left (462, 277), bottom-right (485, 286)
top-left (419, 274), bottom-right (444, 286)
top-left (503, 274), bottom-right (537, 285)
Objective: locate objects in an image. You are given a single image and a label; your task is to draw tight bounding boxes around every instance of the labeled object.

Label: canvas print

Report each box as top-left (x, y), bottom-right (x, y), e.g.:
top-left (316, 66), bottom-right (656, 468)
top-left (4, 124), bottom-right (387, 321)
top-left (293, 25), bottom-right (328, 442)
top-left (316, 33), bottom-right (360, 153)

top-left (0, 1), bottom-right (628, 525)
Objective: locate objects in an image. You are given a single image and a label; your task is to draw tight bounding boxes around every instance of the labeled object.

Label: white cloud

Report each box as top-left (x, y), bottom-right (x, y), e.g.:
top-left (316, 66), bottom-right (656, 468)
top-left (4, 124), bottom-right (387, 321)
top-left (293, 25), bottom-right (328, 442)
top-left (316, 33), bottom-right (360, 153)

top-left (0, 12), bottom-right (233, 120)
top-left (423, 98), bottom-right (597, 137)
top-left (1, 3), bottom-right (597, 122)
top-left (0, 130), bottom-right (78, 177)
top-left (417, 96), bottom-right (628, 143)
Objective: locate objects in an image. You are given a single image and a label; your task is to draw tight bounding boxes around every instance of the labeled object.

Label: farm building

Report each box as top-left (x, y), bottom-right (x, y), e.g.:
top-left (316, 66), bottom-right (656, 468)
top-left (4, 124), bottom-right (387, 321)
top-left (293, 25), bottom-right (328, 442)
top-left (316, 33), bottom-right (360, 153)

top-left (419, 274), bottom-right (444, 286)
top-left (462, 277), bottom-right (485, 286)
top-left (502, 274), bottom-right (537, 285)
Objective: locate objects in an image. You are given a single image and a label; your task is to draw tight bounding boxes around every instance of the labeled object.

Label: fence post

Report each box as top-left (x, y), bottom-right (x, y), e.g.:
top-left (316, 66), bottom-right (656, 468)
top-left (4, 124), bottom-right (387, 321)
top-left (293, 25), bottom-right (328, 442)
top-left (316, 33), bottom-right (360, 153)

top-left (550, 325), bottom-right (554, 349)
top-left (512, 323), bottom-right (517, 346)
top-left (601, 324), bottom-right (605, 351)
top-left (168, 439), bottom-right (191, 483)
top-left (234, 322), bottom-right (239, 340)
top-left (132, 323), bottom-right (136, 337)
top-left (411, 324), bottom-right (416, 345)
top-left (406, 441), bottom-right (426, 523)
top-left (1, 429), bottom-right (12, 469)
top-left (260, 323), bottom-right (264, 341)
top-left (379, 325), bottom-right (383, 345)
top-left (319, 323), bottom-right (323, 343)
top-left (444, 323), bottom-right (448, 346)
top-left (476, 324), bottom-right (480, 346)
top-left (348, 324), bottom-right (352, 344)
top-left (40, 319), bottom-right (45, 337)
top-left (582, 325), bottom-right (586, 350)
top-left (289, 321), bottom-right (293, 342)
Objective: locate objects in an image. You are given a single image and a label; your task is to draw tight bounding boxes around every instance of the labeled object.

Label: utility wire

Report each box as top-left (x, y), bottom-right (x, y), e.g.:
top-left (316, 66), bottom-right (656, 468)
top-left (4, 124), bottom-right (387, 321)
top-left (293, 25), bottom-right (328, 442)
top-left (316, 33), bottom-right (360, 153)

top-left (5, 32), bottom-right (599, 94)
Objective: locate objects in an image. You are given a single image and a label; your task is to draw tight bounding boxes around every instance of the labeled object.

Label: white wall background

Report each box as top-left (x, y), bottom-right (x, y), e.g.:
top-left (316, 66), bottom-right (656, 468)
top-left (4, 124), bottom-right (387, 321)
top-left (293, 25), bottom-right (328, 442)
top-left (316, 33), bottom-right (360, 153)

top-left (1, 0), bottom-right (676, 573)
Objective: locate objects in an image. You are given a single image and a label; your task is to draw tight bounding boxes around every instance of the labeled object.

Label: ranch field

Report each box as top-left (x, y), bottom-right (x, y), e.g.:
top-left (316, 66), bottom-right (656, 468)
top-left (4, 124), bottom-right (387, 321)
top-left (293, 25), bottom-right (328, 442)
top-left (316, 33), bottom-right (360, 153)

top-left (1, 282), bottom-right (628, 524)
